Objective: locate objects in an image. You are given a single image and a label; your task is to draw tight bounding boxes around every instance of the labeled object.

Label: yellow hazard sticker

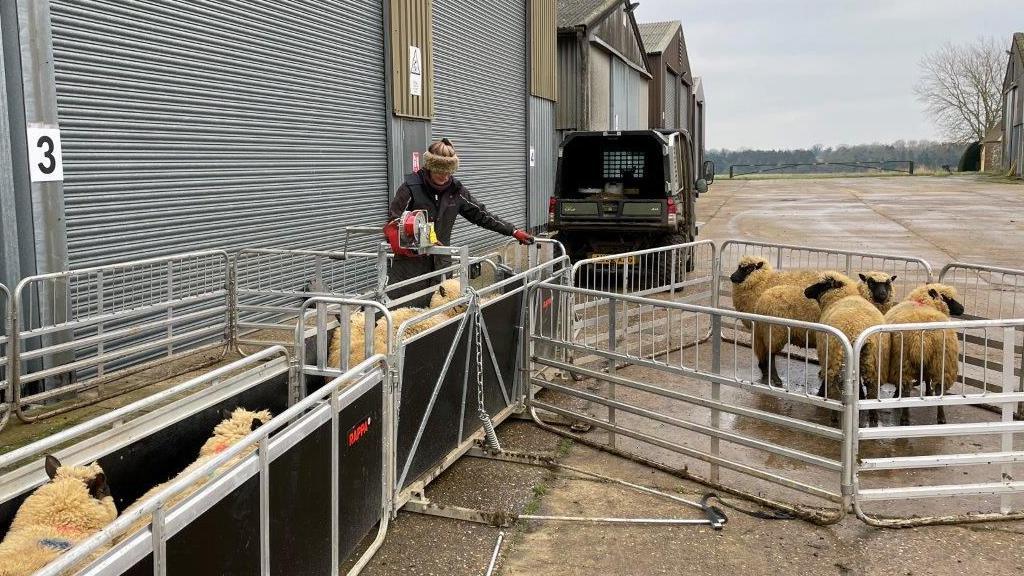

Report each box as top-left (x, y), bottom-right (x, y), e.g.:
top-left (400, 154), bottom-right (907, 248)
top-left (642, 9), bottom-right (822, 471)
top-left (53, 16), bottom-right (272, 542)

top-left (428, 223), bottom-right (438, 244)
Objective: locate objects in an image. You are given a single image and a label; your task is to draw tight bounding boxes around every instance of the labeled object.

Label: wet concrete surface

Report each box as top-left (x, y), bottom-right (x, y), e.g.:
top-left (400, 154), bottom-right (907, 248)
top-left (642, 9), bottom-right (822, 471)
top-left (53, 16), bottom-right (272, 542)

top-left (697, 174), bottom-right (1024, 269)
top-left (357, 176), bottom-right (1024, 575)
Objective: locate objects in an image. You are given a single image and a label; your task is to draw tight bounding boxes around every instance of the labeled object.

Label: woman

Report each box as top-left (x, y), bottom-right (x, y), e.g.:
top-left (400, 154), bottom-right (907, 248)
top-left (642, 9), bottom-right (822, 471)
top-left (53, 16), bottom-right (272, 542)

top-left (387, 138), bottom-right (534, 307)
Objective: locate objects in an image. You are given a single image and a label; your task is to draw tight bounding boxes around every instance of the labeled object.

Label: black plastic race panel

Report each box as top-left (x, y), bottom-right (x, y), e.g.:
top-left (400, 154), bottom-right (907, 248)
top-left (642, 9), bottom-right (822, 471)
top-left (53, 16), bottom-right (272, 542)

top-left (0, 374), bottom-right (289, 540)
top-left (459, 293), bottom-right (523, 442)
top-left (120, 554), bottom-right (153, 576)
top-left (396, 318), bottom-right (469, 490)
top-left (338, 381), bottom-right (384, 563)
top-left (165, 475), bottom-right (260, 575)
top-left (99, 375), bottom-right (289, 514)
top-left (270, 420), bottom-right (332, 575)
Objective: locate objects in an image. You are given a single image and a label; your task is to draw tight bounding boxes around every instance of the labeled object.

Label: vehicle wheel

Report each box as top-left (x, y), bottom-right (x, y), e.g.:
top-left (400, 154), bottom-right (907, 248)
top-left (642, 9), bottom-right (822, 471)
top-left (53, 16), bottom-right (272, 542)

top-left (658, 233), bottom-right (691, 285)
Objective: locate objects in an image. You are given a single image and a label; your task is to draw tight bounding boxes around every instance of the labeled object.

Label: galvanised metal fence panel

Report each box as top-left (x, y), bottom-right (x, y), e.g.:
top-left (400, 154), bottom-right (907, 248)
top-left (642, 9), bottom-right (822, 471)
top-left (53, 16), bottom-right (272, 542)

top-left (570, 241), bottom-right (718, 357)
top-left (10, 251), bottom-right (231, 424)
top-left (0, 283), bottom-right (9, 432)
top-left (32, 351), bottom-right (390, 576)
top-left (528, 280), bottom-right (857, 523)
top-left (852, 320), bottom-right (1024, 527)
top-left (939, 263), bottom-right (1024, 417)
top-left (232, 246), bottom-right (387, 355)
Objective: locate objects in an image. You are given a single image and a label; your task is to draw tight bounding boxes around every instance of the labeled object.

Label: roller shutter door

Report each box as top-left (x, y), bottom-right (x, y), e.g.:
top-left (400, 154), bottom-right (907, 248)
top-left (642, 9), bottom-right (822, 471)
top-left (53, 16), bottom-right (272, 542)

top-left (432, 0), bottom-right (527, 252)
top-left (50, 0), bottom-right (389, 268)
top-left (611, 57), bottom-right (646, 130)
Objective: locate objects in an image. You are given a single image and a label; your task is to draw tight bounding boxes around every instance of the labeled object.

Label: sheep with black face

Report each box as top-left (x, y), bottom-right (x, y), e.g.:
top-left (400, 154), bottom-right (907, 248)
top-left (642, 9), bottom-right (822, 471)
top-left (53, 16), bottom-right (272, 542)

top-left (857, 271), bottom-right (898, 314)
top-left (117, 408), bottom-right (272, 542)
top-left (729, 256), bottom-right (822, 329)
top-left (885, 283), bottom-right (965, 425)
top-left (0, 456), bottom-right (117, 576)
top-left (804, 272), bottom-right (890, 425)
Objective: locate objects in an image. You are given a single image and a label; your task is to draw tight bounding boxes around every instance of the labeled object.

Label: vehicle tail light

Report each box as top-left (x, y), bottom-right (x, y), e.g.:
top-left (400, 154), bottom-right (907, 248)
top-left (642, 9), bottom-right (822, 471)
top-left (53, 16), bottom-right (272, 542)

top-left (548, 197), bottom-right (557, 224)
top-left (666, 197), bottom-right (677, 226)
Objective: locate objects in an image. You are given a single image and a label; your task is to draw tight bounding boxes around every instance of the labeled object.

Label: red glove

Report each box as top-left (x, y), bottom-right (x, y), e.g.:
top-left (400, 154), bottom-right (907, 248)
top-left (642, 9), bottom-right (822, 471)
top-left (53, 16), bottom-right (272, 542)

top-left (513, 229), bottom-right (535, 245)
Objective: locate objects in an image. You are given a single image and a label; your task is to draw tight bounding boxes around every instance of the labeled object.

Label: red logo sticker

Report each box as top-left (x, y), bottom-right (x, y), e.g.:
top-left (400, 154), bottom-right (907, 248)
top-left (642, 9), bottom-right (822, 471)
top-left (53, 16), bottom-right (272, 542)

top-left (412, 152), bottom-right (420, 172)
top-left (347, 416), bottom-right (372, 447)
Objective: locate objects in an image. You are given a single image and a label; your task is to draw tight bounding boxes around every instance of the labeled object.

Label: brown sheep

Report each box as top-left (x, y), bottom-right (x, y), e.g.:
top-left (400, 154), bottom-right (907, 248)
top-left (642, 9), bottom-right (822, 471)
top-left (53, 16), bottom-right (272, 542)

top-left (751, 283), bottom-right (821, 384)
top-left (804, 272), bottom-right (890, 425)
top-left (118, 408), bottom-right (272, 542)
top-left (857, 271), bottom-right (898, 314)
top-left (0, 456), bottom-right (116, 576)
top-left (326, 307), bottom-right (448, 369)
top-left (884, 283), bottom-right (965, 425)
top-left (729, 256), bottom-right (821, 328)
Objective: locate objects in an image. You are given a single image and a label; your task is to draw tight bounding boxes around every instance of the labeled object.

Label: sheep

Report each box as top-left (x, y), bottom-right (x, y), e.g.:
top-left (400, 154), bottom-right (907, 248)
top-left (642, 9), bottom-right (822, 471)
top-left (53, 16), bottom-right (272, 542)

top-left (884, 283), bottom-right (965, 425)
top-left (751, 283), bottom-right (821, 384)
top-left (0, 456), bottom-right (117, 576)
top-left (729, 256), bottom-right (822, 328)
top-left (117, 408), bottom-right (271, 542)
top-left (857, 271), bottom-right (898, 313)
top-left (429, 278), bottom-right (466, 317)
top-left (429, 278), bottom-right (500, 318)
top-left (326, 314), bottom-right (374, 369)
top-left (326, 307), bottom-right (449, 368)
top-left (804, 272), bottom-right (890, 425)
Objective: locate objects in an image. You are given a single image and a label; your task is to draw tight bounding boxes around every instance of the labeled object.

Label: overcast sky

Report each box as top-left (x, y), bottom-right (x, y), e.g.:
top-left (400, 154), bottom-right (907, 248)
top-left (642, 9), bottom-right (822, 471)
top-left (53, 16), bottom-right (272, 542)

top-left (634, 0), bottom-right (1020, 150)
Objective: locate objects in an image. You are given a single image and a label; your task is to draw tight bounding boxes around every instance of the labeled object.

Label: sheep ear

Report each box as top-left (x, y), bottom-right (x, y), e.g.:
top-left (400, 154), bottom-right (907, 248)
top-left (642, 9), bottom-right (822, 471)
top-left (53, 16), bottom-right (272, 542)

top-left (44, 455), bottom-right (61, 479)
top-left (250, 418), bottom-right (263, 431)
top-left (858, 273), bottom-right (867, 282)
top-left (928, 288), bottom-right (939, 299)
top-left (438, 284), bottom-right (447, 298)
top-left (890, 275), bottom-right (897, 283)
top-left (755, 261), bottom-right (764, 269)
top-left (221, 408), bottom-right (234, 421)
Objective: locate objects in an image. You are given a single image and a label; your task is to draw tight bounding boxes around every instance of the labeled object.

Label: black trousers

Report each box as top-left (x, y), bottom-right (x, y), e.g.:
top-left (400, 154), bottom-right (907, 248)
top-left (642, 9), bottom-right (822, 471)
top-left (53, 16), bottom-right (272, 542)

top-left (387, 256), bottom-right (438, 308)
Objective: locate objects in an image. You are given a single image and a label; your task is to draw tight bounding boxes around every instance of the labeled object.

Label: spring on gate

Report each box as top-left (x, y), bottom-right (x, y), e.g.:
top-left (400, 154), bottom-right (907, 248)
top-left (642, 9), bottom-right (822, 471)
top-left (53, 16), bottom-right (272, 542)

top-left (473, 295), bottom-right (502, 452)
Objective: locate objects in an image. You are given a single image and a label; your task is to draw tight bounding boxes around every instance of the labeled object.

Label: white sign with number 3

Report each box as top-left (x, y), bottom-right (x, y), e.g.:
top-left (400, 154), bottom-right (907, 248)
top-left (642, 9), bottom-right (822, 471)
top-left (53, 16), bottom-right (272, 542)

top-left (27, 126), bottom-right (64, 183)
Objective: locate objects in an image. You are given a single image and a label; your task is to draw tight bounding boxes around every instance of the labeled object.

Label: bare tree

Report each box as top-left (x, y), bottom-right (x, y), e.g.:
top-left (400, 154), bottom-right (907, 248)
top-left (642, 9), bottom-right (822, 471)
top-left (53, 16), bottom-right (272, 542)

top-left (915, 38), bottom-right (1005, 143)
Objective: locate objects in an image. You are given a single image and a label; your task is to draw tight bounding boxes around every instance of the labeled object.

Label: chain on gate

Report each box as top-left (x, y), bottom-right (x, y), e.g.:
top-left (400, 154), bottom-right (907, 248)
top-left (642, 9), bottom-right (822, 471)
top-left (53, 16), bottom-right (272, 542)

top-left (471, 290), bottom-right (502, 452)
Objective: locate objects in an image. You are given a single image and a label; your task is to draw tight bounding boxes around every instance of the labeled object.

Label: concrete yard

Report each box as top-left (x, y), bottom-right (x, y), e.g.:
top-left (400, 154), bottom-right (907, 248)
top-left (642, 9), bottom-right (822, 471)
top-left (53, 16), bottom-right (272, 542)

top-left (357, 174), bottom-right (1024, 576)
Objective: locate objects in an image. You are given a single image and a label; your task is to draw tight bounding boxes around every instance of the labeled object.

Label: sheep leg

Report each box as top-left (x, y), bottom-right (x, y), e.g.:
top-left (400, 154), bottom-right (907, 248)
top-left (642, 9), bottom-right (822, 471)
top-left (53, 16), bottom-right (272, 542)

top-left (925, 379), bottom-right (946, 425)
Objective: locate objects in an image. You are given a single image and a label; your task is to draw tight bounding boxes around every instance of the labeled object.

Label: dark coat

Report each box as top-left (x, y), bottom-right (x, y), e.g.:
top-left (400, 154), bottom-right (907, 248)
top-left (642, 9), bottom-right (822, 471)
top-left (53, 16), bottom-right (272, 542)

top-left (386, 170), bottom-right (515, 305)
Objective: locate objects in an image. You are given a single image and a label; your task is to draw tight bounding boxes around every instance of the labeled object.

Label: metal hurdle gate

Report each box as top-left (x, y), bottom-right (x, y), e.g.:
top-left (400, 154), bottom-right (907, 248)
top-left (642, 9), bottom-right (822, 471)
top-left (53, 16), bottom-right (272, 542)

top-left (939, 262), bottom-right (1024, 419)
top-left (8, 251), bottom-right (232, 427)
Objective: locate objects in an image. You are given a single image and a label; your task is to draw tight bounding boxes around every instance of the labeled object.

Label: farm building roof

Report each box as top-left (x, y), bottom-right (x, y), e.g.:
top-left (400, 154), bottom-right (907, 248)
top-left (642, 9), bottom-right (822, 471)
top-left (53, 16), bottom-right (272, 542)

top-left (557, 0), bottom-right (621, 29)
top-left (637, 21), bottom-right (680, 54)
top-left (1015, 32), bottom-right (1024, 61)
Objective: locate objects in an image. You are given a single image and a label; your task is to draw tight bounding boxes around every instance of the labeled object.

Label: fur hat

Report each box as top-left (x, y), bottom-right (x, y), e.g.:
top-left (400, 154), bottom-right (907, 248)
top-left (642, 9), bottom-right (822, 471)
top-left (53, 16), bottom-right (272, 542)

top-left (423, 138), bottom-right (460, 175)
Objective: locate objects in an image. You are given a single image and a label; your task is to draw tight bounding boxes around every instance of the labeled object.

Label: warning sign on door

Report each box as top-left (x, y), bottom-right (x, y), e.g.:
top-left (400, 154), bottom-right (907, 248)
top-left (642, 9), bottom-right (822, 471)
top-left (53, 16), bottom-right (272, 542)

top-left (409, 46), bottom-right (423, 97)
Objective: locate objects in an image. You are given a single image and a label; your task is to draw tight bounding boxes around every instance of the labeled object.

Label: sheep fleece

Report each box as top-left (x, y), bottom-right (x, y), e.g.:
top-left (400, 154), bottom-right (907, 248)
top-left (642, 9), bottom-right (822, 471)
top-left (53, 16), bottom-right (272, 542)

top-left (0, 463), bottom-right (117, 576)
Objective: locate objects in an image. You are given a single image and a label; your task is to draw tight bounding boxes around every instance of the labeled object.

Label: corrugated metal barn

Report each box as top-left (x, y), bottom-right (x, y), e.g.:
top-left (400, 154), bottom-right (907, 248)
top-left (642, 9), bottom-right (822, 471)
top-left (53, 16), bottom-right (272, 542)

top-left (1002, 32), bottom-right (1024, 178)
top-left (556, 0), bottom-right (651, 134)
top-left (0, 1), bottom-right (560, 293)
top-left (636, 21), bottom-right (692, 134)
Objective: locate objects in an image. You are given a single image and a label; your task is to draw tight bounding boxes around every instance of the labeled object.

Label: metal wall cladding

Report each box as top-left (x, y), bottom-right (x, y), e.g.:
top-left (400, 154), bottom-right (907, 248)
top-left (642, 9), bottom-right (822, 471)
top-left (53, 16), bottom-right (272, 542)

top-left (49, 1), bottom-right (389, 268)
top-left (528, 96), bottom-right (556, 230)
top-left (663, 70), bottom-right (678, 129)
top-left (556, 36), bottom-right (580, 130)
top-left (681, 82), bottom-right (692, 138)
top-left (589, 45), bottom-right (611, 130)
top-left (432, 0), bottom-right (528, 252)
top-left (530, 0), bottom-right (557, 101)
top-left (391, 0), bottom-right (434, 119)
top-left (611, 56), bottom-right (647, 130)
